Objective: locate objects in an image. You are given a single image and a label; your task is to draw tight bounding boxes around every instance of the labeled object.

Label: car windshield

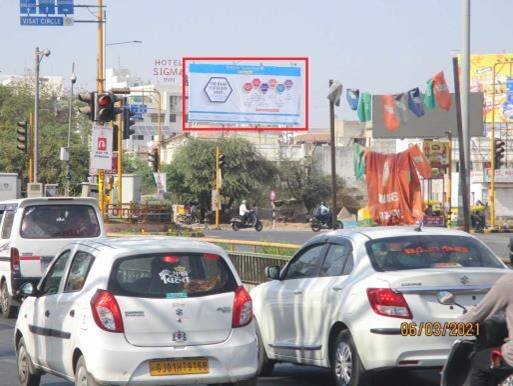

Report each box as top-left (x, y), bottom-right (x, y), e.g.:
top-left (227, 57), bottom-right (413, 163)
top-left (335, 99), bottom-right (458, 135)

top-left (108, 252), bottom-right (238, 298)
top-left (20, 205), bottom-right (101, 239)
top-left (366, 235), bottom-right (505, 272)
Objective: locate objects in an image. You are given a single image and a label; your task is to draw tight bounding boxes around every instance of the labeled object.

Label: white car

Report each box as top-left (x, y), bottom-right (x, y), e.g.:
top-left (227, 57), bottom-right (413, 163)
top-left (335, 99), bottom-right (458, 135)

top-left (251, 227), bottom-right (510, 386)
top-left (14, 237), bottom-right (257, 386)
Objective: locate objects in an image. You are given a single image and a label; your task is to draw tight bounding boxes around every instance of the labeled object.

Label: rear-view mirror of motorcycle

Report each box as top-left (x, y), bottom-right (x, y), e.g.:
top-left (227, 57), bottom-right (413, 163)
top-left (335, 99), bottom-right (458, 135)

top-left (437, 291), bottom-right (456, 306)
top-left (265, 266), bottom-right (281, 281)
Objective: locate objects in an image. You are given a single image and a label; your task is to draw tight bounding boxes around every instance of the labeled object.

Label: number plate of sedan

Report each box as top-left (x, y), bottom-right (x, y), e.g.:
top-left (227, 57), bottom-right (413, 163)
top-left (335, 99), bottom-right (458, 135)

top-left (149, 358), bottom-right (209, 376)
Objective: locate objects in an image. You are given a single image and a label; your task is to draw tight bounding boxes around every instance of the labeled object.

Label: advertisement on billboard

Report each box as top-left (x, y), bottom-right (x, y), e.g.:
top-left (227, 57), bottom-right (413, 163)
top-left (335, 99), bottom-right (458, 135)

top-left (423, 140), bottom-right (449, 179)
top-left (90, 126), bottom-right (113, 171)
top-left (184, 58), bottom-right (307, 130)
top-left (469, 53), bottom-right (513, 123)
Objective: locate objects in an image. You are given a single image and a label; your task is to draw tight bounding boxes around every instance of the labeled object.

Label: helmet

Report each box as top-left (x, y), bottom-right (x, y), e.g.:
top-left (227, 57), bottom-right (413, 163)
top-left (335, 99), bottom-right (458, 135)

top-left (321, 201), bottom-right (326, 206)
top-left (242, 200), bottom-right (247, 205)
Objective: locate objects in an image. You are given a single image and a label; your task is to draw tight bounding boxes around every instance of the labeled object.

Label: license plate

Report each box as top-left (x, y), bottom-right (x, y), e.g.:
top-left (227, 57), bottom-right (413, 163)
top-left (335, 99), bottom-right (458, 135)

top-left (149, 358), bottom-right (209, 376)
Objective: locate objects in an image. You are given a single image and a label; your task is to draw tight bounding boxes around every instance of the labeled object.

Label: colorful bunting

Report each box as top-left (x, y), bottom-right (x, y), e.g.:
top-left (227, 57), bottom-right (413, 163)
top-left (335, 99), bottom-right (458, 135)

top-left (424, 79), bottom-right (436, 111)
top-left (407, 87), bottom-right (425, 117)
top-left (382, 95), bottom-right (400, 131)
top-left (394, 93), bottom-right (408, 125)
top-left (432, 71), bottom-right (452, 111)
top-left (346, 89), bottom-right (360, 110)
top-left (357, 92), bottom-right (372, 122)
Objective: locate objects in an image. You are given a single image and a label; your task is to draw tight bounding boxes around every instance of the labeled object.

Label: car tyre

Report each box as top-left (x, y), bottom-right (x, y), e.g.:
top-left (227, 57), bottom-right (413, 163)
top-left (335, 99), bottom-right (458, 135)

top-left (256, 324), bottom-right (275, 377)
top-left (75, 356), bottom-right (100, 386)
top-left (330, 330), bottom-right (368, 386)
top-left (0, 281), bottom-right (17, 319)
top-left (17, 337), bottom-right (41, 386)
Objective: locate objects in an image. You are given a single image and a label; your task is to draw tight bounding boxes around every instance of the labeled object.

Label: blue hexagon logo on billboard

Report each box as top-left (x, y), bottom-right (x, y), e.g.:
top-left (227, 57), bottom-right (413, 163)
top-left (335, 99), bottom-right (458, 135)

top-left (204, 77), bottom-right (233, 103)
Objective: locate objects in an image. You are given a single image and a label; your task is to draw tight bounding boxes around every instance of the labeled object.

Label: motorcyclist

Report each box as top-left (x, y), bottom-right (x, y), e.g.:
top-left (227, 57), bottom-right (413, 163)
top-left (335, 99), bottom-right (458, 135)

top-left (315, 201), bottom-right (331, 225)
top-left (239, 200), bottom-right (251, 225)
top-left (457, 273), bottom-right (513, 386)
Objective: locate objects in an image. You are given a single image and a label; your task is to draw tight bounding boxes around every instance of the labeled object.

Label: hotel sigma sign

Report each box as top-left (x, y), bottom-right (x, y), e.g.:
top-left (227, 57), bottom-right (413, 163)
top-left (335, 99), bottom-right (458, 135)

top-left (152, 58), bottom-right (182, 85)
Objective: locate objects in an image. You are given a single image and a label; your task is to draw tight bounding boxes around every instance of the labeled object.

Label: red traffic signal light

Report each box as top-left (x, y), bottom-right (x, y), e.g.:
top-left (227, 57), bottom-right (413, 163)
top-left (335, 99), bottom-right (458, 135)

top-left (97, 92), bottom-right (121, 123)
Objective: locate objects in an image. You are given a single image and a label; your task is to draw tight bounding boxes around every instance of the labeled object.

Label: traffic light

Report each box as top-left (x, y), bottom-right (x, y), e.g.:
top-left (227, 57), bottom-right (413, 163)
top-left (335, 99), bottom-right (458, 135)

top-left (78, 92), bottom-right (97, 121)
top-left (148, 148), bottom-right (159, 172)
top-left (218, 153), bottom-right (225, 168)
top-left (16, 120), bottom-right (28, 153)
top-left (97, 92), bottom-right (121, 123)
top-left (112, 124), bottom-right (119, 152)
top-left (494, 138), bottom-right (506, 170)
top-left (123, 108), bottom-right (136, 139)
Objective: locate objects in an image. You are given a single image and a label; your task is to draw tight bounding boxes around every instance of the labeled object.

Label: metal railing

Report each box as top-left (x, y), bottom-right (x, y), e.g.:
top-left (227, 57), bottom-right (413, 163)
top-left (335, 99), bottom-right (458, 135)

top-left (106, 204), bottom-right (172, 223)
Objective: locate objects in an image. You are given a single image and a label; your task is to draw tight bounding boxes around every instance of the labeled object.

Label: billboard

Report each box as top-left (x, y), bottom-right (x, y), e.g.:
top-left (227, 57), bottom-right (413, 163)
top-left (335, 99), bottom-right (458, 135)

top-left (152, 58), bottom-right (182, 85)
top-left (372, 93), bottom-right (484, 138)
top-left (90, 126), bottom-right (113, 171)
top-left (423, 140), bottom-right (450, 179)
top-left (183, 57), bottom-right (308, 131)
top-left (469, 53), bottom-right (513, 123)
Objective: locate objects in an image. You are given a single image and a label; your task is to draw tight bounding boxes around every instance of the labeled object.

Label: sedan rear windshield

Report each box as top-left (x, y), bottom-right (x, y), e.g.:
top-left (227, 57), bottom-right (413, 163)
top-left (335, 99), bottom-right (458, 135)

top-left (21, 205), bottom-right (101, 239)
top-left (366, 235), bottom-right (505, 272)
top-left (108, 253), bottom-right (238, 298)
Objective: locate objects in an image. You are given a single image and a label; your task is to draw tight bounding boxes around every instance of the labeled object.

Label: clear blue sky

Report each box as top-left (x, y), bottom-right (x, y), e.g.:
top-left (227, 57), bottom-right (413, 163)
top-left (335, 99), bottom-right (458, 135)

top-left (1, 0), bottom-right (513, 128)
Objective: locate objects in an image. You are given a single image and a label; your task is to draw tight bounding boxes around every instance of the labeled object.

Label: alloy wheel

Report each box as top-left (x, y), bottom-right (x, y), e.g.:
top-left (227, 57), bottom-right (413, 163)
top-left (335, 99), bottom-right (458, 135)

top-left (17, 345), bottom-right (29, 383)
top-left (0, 284), bottom-right (8, 315)
top-left (76, 365), bottom-right (88, 386)
top-left (335, 341), bottom-right (353, 385)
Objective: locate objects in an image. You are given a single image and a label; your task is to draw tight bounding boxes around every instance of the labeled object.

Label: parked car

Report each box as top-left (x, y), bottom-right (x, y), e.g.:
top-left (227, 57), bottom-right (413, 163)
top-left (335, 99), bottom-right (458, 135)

top-left (0, 197), bottom-right (105, 318)
top-left (14, 237), bottom-right (257, 386)
top-left (251, 227), bottom-right (510, 386)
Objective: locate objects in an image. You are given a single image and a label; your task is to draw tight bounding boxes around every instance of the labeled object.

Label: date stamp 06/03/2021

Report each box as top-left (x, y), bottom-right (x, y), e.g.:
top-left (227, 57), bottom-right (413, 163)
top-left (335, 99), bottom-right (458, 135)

top-left (400, 322), bottom-right (481, 337)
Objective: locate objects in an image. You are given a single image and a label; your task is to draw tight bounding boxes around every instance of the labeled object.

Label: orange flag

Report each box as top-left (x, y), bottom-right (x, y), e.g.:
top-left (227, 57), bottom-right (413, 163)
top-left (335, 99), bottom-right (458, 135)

top-left (382, 95), bottom-right (400, 131)
top-left (432, 71), bottom-right (452, 111)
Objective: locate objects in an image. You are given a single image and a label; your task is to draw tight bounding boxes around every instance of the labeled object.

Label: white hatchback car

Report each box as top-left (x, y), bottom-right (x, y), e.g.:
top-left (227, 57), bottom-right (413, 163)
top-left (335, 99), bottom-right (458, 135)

top-left (251, 227), bottom-right (510, 386)
top-left (14, 237), bottom-right (257, 386)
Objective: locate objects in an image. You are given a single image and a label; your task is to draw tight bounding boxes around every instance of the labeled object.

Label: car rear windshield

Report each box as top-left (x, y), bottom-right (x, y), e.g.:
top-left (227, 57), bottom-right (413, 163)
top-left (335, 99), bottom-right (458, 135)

top-left (366, 235), bottom-right (505, 272)
top-left (108, 253), bottom-right (238, 298)
top-left (20, 205), bottom-right (101, 239)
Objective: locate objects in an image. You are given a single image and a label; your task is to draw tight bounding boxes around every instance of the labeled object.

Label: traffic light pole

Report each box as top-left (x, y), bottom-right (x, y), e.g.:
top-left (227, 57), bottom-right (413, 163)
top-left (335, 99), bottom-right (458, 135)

top-left (33, 47), bottom-right (40, 183)
top-left (117, 98), bottom-right (123, 218)
top-left (28, 112), bottom-right (33, 183)
top-left (215, 145), bottom-right (220, 229)
top-left (97, 0), bottom-right (105, 215)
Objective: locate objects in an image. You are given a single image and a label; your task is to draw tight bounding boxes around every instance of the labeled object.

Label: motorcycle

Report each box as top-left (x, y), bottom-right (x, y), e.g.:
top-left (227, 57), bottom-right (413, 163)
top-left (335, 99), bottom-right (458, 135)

top-left (438, 291), bottom-right (513, 386)
top-left (231, 210), bottom-right (263, 231)
top-left (310, 216), bottom-right (343, 232)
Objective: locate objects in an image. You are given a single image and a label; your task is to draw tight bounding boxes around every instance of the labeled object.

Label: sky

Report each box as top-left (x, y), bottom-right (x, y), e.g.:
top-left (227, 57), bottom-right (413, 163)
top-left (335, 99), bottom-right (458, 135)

top-left (1, 0), bottom-right (513, 129)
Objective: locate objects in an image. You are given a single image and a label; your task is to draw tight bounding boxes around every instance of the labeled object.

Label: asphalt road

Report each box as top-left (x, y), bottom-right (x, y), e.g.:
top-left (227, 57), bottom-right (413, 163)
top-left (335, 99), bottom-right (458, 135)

top-left (0, 317), bottom-right (439, 386)
top-left (204, 228), bottom-right (512, 258)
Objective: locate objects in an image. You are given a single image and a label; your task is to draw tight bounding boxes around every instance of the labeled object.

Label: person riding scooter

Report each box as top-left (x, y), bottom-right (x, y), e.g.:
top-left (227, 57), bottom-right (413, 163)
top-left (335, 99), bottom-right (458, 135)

top-left (239, 200), bottom-right (251, 225)
top-left (315, 201), bottom-right (331, 226)
top-left (457, 273), bottom-right (513, 386)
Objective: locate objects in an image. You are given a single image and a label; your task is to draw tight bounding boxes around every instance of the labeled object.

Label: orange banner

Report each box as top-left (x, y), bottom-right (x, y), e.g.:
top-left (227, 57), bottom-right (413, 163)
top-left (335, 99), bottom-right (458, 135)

top-left (365, 145), bottom-right (431, 225)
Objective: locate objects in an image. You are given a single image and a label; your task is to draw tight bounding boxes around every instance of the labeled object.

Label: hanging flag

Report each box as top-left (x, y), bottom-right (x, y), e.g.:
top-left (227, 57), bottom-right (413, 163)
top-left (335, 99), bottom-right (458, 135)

top-left (424, 79), bottom-right (435, 111)
top-left (432, 71), bottom-right (452, 111)
top-left (346, 89), bottom-right (359, 111)
top-left (394, 93), bottom-right (407, 125)
top-left (407, 87), bottom-right (425, 117)
top-left (357, 92), bottom-right (372, 122)
top-left (354, 143), bottom-right (366, 180)
top-left (382, 95), bottom-right (400, 131)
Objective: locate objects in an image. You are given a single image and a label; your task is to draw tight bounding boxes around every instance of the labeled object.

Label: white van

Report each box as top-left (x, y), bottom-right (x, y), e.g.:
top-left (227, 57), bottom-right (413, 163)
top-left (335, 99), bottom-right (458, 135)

top-left (0, 197), bottom-right (105, 318)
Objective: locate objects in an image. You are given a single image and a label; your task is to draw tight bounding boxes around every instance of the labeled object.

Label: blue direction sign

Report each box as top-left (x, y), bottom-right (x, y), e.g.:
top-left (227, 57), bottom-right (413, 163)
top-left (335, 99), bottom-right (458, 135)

top-left (57, 0), bottom-right (74, 14)
top-left (38, 0), bottom-right (55, 14)
top-left (129, 104), bottom-right (147, 121)
top-left (20, 16), bottom-right (63, 26)
top-left (20, 0), bottom-right (36, 14)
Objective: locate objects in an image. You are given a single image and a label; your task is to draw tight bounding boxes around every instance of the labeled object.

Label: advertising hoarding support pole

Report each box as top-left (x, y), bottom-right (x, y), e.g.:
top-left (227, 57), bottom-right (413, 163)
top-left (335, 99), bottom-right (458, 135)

top-left (447, 131), bottom-right (452, 215)
top-left (215, 145), bottom-right (220, 229)
top-left (329, 80), bottom-right (338, 229)
top-left (117, 99), bottom-right (123, 218)
top-left (462, 0), bottom-right (471, 197)
top-left (34, 47), bottom-right (40, 183)
top-left (452, 57), bottom-right (471, 232)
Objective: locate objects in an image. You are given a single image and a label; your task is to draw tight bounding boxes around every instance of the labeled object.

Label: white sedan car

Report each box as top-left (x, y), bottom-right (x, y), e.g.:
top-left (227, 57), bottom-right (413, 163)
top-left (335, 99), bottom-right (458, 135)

top-left (251, 227), bottom-right (510, 386)
top-left (14, 237), bottom-right (257, 386)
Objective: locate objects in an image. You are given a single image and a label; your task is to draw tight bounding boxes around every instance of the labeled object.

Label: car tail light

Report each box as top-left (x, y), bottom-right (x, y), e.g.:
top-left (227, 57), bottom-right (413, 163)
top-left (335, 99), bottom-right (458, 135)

top-left (90, 290), bottom-right (124, 333)
top-left (232, 286), bottom-right (253, 328)
top-left (10, 248), bottom-right (20, 274)
top-left (367, 288), bottom-right (413, 319)
top-left (162, 255), bottom-right (180, 263)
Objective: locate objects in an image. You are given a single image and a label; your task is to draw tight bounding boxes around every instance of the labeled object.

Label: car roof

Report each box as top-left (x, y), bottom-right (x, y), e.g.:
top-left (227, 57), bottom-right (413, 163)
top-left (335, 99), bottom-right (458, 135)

top-left (323, 226), bottom-right (470, 241)
top-left (0, 197), bottom-right (98, 207)
top-left (74, 236), bottom-right (226, 259)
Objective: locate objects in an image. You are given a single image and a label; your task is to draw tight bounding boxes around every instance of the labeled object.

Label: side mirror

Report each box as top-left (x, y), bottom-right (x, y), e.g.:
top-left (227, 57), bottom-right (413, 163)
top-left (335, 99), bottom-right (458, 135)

top-left (19, 282), bottom-right (36, 298)
top-left (265, 265), bottom-right (281, 281)
top-left (437, 291), bottom-right (455, 306)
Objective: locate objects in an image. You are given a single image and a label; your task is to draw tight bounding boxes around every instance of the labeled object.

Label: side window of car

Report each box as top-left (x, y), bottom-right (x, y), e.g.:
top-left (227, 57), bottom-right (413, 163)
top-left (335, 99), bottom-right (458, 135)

top-left (319, 241), bottom-right (353, 277)
top-left (284, 244), bottom-right (326, 280)
top-left (39, 250), bottom-right (71, 296)
top-left (0, 211), bottom-right (15, 240)
top-left (64, 251), bottom-right (95, 292)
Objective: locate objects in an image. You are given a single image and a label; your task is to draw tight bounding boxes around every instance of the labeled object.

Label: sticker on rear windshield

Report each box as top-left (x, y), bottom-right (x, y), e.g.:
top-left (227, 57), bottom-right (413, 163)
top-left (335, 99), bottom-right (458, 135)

top-left (166, 293), bottom-right (188, 299)
top-left (404, 246), bottom-right (469, 255)
top-left (159, 266), bottom-right (190, 285)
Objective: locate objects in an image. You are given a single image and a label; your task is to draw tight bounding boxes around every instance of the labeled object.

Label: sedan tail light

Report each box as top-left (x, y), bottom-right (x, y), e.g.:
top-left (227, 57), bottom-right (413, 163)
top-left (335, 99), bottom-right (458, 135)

top-left (90, 289), bottom-right (124, 333)
top-left (367, 288), bottom-right (413, 319)
top-left (232, 286), bottom-right (253, 328)
top-left (10, 248), bottom-right (20, 274)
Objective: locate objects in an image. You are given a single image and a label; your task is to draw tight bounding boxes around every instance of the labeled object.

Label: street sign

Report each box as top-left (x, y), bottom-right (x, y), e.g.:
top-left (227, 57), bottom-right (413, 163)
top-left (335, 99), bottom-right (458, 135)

top-left (129, 104), bottom-right (147, 121)
top-left (20, 16), bottom-right (64, 26)
top-left (39, 0), bottom-right (55, 14)
top-left (20, 0), bottom-right (36, 14)
top-left (57, 0), bottom-right (74, 14)
top-left (91, 126), bottom-right (113, 170)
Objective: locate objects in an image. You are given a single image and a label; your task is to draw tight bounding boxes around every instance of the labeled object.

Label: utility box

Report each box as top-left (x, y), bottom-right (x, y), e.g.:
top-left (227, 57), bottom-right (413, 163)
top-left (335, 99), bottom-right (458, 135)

top-left (114, 174), bottom-right (141, 204)
top-left (81, 183), bottom-right (99, 199)
top-left (0, 173), bottom-right (20, 200)
top-left (27, 182), bottom-right (43, 198)
top-left (44, 184), bottom-right (59, 197)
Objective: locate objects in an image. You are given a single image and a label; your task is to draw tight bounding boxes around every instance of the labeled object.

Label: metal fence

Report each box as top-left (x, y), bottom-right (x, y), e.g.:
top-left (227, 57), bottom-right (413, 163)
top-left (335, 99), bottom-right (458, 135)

top-left (226, 251), bottom-right (291, 285)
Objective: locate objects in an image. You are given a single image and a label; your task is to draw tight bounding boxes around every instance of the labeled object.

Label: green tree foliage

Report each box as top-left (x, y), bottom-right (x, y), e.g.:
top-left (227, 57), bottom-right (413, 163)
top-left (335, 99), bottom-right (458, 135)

top-left (0, 79), bottom-right (90, 195)
top-left (162, 137), bottom-right (277, 211)
top-left (122, 154), bottom-right (155, 195)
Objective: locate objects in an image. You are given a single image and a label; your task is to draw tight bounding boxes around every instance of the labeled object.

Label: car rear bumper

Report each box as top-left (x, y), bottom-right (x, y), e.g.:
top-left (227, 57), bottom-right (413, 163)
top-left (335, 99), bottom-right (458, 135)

top-left (85, 323), bottom-right (257, 385)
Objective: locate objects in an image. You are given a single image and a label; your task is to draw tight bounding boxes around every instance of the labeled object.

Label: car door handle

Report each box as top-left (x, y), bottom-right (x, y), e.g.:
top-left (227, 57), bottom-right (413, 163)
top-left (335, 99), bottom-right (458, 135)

top-left (332, 287), bottom-right (343, 291)
top-left (44, 310), bottom-right (50, 317)
top-left (294, 290), bottom-right (303, 295)
top-left (69, 310), bottom-right (75, 318)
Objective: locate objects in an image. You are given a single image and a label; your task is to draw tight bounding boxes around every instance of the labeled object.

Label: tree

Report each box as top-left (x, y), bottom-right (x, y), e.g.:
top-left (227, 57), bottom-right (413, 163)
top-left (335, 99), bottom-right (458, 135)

top-left (162, 137), bottom-right (277, 212)
top-left (122, 154), bottom-right (155, 195)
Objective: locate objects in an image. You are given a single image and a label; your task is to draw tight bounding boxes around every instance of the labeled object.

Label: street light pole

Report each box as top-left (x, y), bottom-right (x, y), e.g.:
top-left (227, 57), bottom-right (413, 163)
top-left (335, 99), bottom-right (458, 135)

top-left (462, 0), bottom-right (471, 196)
top-left (33, 47), bottom-right (50, 184)
top-left (65, 63), bottom-right (77, 196)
